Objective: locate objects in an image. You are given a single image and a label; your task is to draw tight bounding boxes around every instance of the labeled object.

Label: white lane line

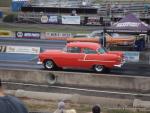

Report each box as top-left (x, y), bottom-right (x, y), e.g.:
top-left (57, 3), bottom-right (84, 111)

top-left (2, 81), bottom-right (150, 97)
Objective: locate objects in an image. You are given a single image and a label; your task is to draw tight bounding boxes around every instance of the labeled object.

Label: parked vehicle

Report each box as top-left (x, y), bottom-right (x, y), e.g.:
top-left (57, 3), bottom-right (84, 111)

top-left (38, 42), bottom-right (125, 73)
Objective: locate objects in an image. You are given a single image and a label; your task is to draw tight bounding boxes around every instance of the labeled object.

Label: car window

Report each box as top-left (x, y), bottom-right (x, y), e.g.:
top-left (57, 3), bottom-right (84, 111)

top-left (82, 48), bottom-right (97, 54)
top-left (67, 47), bottom-right (81, 53)
top-left (97, 47), bottom-right (107, 54)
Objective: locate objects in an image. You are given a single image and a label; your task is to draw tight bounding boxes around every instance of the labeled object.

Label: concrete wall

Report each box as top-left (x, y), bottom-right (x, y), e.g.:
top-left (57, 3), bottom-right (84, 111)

top-left (0, 69), bottom-right (150, 91)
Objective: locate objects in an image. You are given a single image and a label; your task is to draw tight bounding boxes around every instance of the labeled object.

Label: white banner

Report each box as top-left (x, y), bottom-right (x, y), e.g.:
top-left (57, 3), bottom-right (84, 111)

top-left (45, 32), bottom-right (72, 38)
top-left (124, 51), bottom-right (140, 62)
top-left (6, 46), bottom-right (40, 54)
top-left (62, 16), bottom-right (80, 25)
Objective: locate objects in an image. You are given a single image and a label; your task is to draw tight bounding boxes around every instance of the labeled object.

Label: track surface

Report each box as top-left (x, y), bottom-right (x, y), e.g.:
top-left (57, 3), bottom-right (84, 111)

top-left (0, 38), bottom-right (150, 76)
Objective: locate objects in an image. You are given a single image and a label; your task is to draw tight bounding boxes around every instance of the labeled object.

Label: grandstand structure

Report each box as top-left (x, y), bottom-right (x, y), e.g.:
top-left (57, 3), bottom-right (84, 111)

top-left (29, 0), bottom-right (94, 7)
top-left (16, 0), bottom-right (150, 24)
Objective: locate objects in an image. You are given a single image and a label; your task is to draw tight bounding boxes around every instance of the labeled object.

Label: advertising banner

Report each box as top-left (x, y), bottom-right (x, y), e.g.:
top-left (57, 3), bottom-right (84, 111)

top-left (42, 32), bottom-right (72, 40)
top-left (16, 31), bottom-right (40, 39)
top-left (124, 51), bottom-right (140, 62)
top-left (48, 16), bottom-right (58, 24)
top-left (0, 30), bottom-right (12, 37)
top-left (46, 32), bottom-right (72, 38)
top-left (41, 15), bottom-right (58, 24)
top-left (85, 17), bottom-right (101, 25)
top-left (62, 16), bottom-right (80, 25)
top-left (0, 45), bottom-right (6, 53)
top-left (6, 46), bottom-right (40, 54)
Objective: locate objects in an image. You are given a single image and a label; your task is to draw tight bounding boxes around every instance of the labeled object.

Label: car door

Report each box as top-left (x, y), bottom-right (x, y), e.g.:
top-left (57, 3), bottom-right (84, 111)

top-left (80, 48), bottom-right (106, 69)
top-left (61, 46), bottom-right (85, 68)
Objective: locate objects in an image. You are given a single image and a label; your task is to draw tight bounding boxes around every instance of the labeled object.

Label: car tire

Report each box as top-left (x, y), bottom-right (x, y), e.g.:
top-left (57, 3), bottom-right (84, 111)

top-left (44, 60), bottom-right (55, 70)
top-left (94, 65), bottom-right (105, 73)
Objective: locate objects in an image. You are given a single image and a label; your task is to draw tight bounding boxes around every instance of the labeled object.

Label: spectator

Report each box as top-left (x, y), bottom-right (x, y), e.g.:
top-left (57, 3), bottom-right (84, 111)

top-left (0, 79), bottom-right (29, 113)
top-left (54, 101), bottom-right (66, 113)
top-left (92, 105), bottom-right (101, 113)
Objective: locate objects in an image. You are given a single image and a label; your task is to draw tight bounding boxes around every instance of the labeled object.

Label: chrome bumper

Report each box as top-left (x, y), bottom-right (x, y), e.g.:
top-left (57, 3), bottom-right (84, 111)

top-left (114, 59), bottom-right (126, 68)
top-left (37, 61), bottom-right (42, 64)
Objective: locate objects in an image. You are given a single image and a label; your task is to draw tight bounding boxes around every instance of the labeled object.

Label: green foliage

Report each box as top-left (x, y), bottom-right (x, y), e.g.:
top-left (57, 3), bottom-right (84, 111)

top-left (3, 14), bottom-right (16, 23)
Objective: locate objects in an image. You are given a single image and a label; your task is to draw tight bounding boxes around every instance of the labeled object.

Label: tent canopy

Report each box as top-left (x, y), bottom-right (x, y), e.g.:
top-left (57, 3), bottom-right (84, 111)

top-left (106, 13), bottom-right (150, 34)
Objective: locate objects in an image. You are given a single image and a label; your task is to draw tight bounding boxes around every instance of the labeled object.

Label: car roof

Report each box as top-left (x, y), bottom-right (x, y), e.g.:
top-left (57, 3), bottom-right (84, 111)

top-left (67, 42), bottom-right (101, 50)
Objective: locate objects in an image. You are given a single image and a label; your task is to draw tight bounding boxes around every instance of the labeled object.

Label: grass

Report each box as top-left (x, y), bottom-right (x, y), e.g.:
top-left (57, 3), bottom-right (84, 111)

top-left (23, 98), bottom-right (150, 113)
top-left (0, 20), bottom-right (100, 34)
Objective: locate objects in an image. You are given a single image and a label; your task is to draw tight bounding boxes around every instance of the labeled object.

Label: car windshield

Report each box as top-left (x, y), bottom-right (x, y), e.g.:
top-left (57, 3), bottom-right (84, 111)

top-left (97, 47), bottom-right (107, 54)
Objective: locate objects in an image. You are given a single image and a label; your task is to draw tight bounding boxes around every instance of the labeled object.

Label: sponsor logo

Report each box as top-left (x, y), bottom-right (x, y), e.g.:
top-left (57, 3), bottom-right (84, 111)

top-left (49, 16), bottom-right (58, 23)
top-left (17, 32), bottom-right (23, 38)
top-left (116, 22), bottom-right (140, 27)
top-left (41, 16), bottom-right (49, 23)
top-left (16, 32), bottom-right (40, 39)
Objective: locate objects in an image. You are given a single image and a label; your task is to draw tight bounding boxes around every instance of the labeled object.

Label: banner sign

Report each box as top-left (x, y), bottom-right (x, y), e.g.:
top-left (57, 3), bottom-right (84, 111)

top-left (48, 16), bottom-right (58, 24)
top-left (0, 45), bottom-right (6, 53)
top-left (85, 17), bottom-right (101, 25)
top-left (124, 51), bottom-right (140, 62)
top-left (42, 32), bottom-right (72, 40)
top-left (41, 15), bottom-right (58, 24)
top-left (0, 30), bottom-right (12, 37)
top-left (16, 32), bottom-right (40, 39)
top-left (45, 32), bottom-right (72, 38)
top-left (62, 16), bottom-right (80, 25)
top-left (6, 46), bottom-right (40, 54)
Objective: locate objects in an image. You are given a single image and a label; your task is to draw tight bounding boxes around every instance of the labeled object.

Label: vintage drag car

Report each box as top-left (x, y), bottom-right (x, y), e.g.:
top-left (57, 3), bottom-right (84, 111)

top-left (38, 42), bottom-right (125, 72)
top-left (67, 33), bottom-right (135, 46)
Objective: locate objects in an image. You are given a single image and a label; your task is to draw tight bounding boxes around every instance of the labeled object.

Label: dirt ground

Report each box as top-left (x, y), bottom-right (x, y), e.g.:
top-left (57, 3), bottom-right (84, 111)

top-left (21, 98), bottom-right (150, 113)
top-left (22, 98), bottom-right (92, 113)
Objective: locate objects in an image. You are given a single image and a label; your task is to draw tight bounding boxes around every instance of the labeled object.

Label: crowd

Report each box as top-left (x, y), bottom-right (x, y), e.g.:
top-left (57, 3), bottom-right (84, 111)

top-left (0, 78), bottom-right (101, 113)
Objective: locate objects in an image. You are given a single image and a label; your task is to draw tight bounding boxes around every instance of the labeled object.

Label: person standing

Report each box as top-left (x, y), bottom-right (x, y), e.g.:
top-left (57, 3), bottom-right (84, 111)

top-left (0, 79), bottom-right (29, 113)
top-left (54, 101), bottom-right (66, 113)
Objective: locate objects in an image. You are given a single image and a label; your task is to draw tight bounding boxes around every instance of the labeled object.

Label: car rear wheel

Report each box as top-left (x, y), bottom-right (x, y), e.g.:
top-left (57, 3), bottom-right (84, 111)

top-left (94, 65), bottom-right (105, 73)
top-left (44, 60), bottom-right (55, 70)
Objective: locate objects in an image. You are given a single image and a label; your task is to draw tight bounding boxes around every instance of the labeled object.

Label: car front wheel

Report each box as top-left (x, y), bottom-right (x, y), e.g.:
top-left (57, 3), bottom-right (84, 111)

top-left (44, 60), bottom-right (55, 70)
top-left (94, 65), bottom-right (105, 73)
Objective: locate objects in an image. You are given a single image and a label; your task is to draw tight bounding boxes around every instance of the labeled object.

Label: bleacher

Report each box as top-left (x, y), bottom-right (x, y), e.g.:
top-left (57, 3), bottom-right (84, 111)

top-left (29, 0), bottom-right (92, 8)
top-left (98, 2), bottom-right (150, 19)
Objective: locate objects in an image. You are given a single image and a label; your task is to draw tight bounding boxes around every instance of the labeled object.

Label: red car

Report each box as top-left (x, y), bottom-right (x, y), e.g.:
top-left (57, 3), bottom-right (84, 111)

top-left (38, 42), bottom-right (125, 72)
